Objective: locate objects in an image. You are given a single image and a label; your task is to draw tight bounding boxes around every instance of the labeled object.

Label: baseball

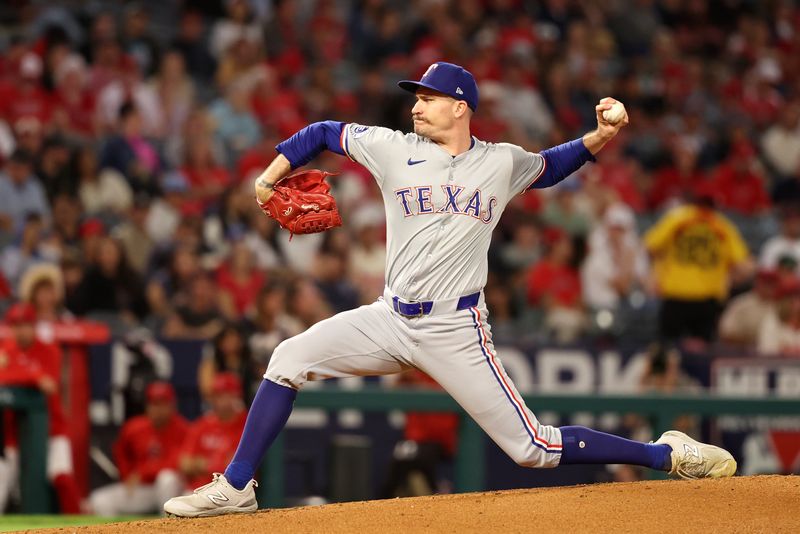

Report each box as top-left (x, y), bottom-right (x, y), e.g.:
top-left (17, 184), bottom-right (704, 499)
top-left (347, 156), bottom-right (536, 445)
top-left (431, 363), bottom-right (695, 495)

top-left (602, 101), bottom-right (626, 124)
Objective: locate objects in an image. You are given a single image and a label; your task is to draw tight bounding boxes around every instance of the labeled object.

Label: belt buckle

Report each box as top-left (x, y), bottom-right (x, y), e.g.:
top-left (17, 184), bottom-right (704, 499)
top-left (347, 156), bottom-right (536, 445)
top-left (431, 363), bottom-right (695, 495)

top-left (407, 301), bottom-right (424, 317)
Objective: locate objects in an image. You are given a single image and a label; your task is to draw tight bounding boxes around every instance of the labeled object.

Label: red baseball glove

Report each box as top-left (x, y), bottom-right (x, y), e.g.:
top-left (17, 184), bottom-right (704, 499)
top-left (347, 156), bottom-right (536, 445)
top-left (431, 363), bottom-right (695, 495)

top-left (256, 169), bottom-right (342, 238)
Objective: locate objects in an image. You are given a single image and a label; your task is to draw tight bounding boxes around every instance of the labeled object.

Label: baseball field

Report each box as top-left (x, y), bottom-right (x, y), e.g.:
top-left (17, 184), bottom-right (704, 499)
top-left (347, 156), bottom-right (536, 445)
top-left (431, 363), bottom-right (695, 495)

top-left (10, 475), bottom-right (798, 533)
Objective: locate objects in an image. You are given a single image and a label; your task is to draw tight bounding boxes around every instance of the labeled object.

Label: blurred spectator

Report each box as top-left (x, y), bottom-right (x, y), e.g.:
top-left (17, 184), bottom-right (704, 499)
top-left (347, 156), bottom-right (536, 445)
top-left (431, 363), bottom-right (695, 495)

top-left (541, 178), bottom-right (590, 237)
top-left (382, 370), bottom-right (457, 498)
top-left (145, 170), bottom-right (189, 245)
top-left (286, 277), bottom-right (334, 329)
top-left (581, 204), bottom-right (648, 312)
top-left (526, 227), bottom-right (585, 343)
top-left (146, 244), bottom-right (201, 323)
top-left (89, 382), bottom-right (187, 516)
top-left (498, 215), bottom-right (542, 273)
top-left (719, 269), bottom-right (779, 348)
top-left (0, 303), bottom-right (81, 513)
top-left (498, 60), bottom-right (553, 143)
top-left (0, 214), bottom-right (57, 292)
top-left (313, 248), bottom-right (359, 313)
top-left (348, 203), bottom-right (387, 304)
top-left (181, 134), bottom-right (231, 215)
top-left (0, 52), bottom-right (52, 128)
top-left (638, 342), bottom-right (700, 436)
top-left (99, 102), bottom-right (162, 197)
top-left (208, 81), bottom-right (260, 167)
top-left (113, 195), bottom-right (155, 275)
top-left (171, 10), bottom-right (217, 84)
top-left (592, 138), bottom-right (646, 213)
top-left (0, 149), bottom-right (51, 241)
top-left (645, 194), bottom-right (753, 346)
top-left (70, 236), bottom-right (148, 327)
top-left (36, 136), bottom-right (75, 202)
top-left (179, 373), bottom-right (247, 490)
top-left (50, 194), bottom-right (83, 254)
top-left (757, 277), bottom-right (800, 357)
top-left (209, 0), bottom-right (264, 60)
top-left (216, 240), bottom-right (265, 319)
top-left (761, 101), bottom-right (800, 180)
top-left (708, 143), bottom-right (770, 215)
top-left (760, 207), bottom-right (800, 275)
top-left (648, 141), bottom-right (707, 211)
top-left (148, 50), bottom-right (195, 144)
top-left (51, 53), bottom-right (96, 140)
top-left (199, 323), bottom-right (256, 404)
top-left (162, 273), bottom-right (224, 339)
top-left (246, 282), bottom-right (301, 373)
top-left (122, 4), bottom-right (161, 78)
top-left (76, 145), bottom-right (134, 217)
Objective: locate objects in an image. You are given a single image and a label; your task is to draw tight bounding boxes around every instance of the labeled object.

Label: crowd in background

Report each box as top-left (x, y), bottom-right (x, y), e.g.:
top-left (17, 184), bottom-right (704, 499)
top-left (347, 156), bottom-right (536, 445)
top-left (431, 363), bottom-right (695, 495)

top-left (1, 0), bottom-right (800, 513)
top-left (3, 0), bottom-right (800, 360)
top-left (0, 0), bottom-right (800, 388)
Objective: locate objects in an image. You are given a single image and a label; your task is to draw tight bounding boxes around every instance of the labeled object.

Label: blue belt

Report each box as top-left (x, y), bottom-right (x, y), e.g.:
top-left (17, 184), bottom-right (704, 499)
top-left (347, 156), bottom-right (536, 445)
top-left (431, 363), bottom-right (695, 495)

top-left (391, 292), bottom-right (480, 317)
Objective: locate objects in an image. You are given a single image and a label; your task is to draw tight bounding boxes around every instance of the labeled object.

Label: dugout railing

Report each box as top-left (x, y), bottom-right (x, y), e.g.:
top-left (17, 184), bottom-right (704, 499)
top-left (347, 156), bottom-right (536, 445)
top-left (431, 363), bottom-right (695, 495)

top-left (0, 387), bottom-right (51, 513)
top-left (260, 388), bottom-right (800, 508)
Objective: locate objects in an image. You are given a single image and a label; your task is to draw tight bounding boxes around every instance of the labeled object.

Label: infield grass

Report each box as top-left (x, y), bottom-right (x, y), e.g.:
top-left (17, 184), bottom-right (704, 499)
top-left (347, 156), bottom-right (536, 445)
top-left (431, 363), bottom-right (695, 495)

top-left (0, 515), bottom-right (149, 532)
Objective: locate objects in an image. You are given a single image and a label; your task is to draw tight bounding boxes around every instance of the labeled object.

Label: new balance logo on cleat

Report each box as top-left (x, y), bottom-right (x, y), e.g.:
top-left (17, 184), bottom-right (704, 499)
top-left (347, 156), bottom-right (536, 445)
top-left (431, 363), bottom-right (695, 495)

top-left (683, 443), bottom-right (700, 458)
top-left (207, 491), bottom-right (230, 505)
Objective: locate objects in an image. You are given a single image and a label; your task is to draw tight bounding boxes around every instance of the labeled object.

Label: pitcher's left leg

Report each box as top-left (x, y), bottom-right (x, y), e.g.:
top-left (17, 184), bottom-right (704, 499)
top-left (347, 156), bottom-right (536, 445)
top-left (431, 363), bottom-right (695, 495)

top-left (415, 306), bottom-right (735, 478)
top-left (414, 307), bottom-right (562, 468)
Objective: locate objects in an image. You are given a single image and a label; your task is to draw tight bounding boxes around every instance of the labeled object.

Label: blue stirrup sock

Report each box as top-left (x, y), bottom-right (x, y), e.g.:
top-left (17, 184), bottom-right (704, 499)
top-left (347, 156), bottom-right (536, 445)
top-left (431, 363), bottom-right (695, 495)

top-left (559, 426), bottom-right (672, 471)
top-left (224, 379), bottom-right (298, 490)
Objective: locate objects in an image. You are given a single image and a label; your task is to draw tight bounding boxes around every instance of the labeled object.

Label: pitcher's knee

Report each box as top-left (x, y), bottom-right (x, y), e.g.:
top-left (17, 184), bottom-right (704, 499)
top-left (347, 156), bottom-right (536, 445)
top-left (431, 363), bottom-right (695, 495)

top-left (264, 338), bottom-right (311, 389)
top-left (507, 442), bottom-right (562, 469)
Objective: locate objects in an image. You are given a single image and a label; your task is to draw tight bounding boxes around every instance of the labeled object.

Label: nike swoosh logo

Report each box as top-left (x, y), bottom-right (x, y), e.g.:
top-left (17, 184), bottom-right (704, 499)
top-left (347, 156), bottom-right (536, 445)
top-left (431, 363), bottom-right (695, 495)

top-left (407, 158), bottom-right (426, 166)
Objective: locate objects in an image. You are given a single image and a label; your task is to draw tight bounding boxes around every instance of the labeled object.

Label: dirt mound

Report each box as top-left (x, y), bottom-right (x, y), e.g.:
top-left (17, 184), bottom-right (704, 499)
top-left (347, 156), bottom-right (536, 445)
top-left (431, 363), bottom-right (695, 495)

top-left (24, 475), bottom-right (800, 534)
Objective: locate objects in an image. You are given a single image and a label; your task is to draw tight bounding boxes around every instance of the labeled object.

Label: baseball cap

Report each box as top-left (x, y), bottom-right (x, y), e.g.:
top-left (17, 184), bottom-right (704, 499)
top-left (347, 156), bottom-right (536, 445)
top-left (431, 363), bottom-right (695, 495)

top-left (145, 381), bottom-right (176, 403)
top-left (5, 302), bottom-right (37, 324)
top-left (162, 170), bottom-right (189, 193)
top-left (211, 372), bottom-right (243, 397)
top-left (398, 62), bottom-right (479, 111)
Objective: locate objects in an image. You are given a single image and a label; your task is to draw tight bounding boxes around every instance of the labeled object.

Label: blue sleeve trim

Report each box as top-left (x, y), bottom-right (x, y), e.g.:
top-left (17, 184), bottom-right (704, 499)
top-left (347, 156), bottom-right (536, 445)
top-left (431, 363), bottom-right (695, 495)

top-left (275, 121), bottom-right (346, 169)
top-left (529, 138), bottom-right (596, 190)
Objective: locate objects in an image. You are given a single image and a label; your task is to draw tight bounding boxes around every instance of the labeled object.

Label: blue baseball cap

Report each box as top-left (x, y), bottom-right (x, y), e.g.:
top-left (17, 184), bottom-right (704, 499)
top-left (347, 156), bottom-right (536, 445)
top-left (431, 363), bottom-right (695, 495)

top-left (398, 62), bottom-right (479, 111)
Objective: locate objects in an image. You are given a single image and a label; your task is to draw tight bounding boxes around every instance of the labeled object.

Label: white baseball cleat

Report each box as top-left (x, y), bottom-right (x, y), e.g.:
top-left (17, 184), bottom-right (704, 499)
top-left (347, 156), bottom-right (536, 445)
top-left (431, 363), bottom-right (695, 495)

top-left (655, 430), bottom-right (737, 479)
top-left (164, 473), bottom-right (258, 518)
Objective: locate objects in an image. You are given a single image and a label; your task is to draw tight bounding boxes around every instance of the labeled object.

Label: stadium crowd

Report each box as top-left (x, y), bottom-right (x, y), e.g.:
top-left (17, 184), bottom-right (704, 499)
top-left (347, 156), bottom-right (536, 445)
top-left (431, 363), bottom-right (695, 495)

top-left (1, 0), bottom-right (800, 514)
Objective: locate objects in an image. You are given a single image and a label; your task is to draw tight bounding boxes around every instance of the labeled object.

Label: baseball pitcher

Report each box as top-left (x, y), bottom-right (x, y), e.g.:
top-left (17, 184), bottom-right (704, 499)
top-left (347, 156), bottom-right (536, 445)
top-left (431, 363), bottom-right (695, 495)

top-left (165, 62), bottom-right (736, 517)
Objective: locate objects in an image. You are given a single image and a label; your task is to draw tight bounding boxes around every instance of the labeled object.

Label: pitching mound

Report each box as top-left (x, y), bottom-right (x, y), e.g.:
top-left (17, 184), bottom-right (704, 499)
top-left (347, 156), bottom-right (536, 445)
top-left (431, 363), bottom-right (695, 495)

top-left (25, 475), bottom-right (800, 533)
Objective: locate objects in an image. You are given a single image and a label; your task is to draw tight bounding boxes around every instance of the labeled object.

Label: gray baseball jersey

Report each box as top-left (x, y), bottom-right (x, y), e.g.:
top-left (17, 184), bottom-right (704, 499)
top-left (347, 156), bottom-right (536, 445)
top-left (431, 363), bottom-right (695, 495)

top-left (340, 123), bottom-right (545, 301)
top-left (265, 123), bottom-right (563, 469)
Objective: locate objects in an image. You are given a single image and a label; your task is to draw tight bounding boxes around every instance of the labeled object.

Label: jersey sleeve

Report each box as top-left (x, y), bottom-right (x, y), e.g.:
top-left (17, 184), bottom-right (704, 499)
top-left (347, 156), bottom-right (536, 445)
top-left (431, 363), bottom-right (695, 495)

top-left (506, 144), bottom-right (546, 196)
top-left (339, 123), bottom-right (406, 186)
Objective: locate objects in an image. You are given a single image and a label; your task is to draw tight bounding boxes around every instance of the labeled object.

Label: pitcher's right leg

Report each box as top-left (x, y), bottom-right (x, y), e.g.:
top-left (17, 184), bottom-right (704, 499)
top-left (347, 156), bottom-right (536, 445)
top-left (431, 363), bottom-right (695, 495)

top-left (165, 300), bottom-right (411, 517)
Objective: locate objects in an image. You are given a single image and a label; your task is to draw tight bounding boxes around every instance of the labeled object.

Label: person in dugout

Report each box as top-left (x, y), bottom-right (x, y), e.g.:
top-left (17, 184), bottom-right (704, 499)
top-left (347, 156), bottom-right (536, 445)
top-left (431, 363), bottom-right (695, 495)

top-left (178, 373), bottom-right (247, 491)
top-left (88, 381), bottom-right (188, 516)
top-left (382, 370), bottom-right (459, 497)
top-left (0, 302), bottom-right (81, 513)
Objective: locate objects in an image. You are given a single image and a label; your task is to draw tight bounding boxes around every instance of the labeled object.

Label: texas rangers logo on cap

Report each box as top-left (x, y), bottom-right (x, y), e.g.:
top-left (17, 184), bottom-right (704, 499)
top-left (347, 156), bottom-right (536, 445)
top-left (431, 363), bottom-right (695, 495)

top-left (398, 61), bottom-right (480, 111)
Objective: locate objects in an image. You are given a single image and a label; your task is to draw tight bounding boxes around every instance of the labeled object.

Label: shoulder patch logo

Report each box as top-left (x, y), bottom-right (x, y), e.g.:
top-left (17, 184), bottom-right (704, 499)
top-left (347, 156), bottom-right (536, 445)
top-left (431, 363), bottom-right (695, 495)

top-left (351, 125), bottom-right (370, 139)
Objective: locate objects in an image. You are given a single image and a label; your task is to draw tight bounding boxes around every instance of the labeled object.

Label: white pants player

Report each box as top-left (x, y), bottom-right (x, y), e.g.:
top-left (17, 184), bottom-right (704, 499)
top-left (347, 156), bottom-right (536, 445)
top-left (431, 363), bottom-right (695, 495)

top-left (265, 290), bottom-right (564, 468)
top-left (89, 470), bottom-right (184, 516)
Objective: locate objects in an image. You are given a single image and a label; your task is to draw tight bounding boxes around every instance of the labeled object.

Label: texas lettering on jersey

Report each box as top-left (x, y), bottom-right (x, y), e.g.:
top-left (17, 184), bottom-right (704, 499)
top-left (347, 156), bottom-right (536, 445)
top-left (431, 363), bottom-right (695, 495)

top-left (394, 185), bottom-right (497, 223)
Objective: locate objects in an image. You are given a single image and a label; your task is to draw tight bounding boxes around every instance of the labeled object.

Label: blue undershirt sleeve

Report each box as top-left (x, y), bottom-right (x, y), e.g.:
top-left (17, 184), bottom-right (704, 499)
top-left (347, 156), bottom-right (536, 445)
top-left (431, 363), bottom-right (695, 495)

top-left (529, 138), bottom-right (597, 190)
top-left (275, 121), bottom-right (346, 169)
